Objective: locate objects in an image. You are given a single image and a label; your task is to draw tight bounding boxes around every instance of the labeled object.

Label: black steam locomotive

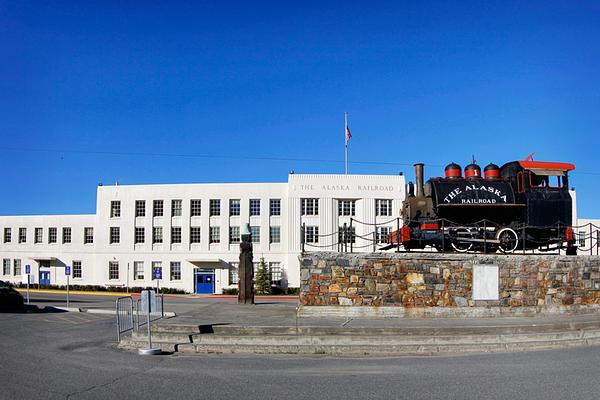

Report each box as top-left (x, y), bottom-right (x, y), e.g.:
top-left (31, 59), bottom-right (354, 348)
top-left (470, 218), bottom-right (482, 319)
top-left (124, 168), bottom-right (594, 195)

top-left (387, 159), bottom-right (576, 254)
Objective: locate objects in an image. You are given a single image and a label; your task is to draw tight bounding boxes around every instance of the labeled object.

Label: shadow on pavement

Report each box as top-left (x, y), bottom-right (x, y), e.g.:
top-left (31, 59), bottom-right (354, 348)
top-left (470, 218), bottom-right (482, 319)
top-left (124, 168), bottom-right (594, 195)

top-left (198, 323), bottom-right (231, 334)
top-left (0, 304), bottom-right (69, 314)
top-left (25, 298), bottom-right (96, 304)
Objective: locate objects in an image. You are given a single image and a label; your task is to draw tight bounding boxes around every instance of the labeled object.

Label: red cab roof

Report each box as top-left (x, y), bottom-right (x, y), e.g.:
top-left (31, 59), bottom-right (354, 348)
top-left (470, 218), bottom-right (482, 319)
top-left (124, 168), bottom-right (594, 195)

top-left (518, 161), bottom-right (575, 171)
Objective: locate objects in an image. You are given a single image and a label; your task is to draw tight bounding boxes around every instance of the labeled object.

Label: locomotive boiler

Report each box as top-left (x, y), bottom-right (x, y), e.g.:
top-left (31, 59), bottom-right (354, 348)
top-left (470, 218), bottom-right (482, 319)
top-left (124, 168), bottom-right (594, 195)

top-left (388, 159), bottom-right (576, 254)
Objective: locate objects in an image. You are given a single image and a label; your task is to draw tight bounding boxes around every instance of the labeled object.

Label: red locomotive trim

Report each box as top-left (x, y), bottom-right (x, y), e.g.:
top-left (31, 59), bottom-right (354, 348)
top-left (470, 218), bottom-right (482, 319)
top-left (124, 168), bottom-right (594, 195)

top-left (401, 226), bottom-right (411, 243)
top-left (464, 169), bottom-right (480, 177)
top-left (484, 170), bottom-right (500, 177)
top-left (420, 223), bottom-right (439, 230)
top-left (518, 161), bottom-right (575, 171)
top-left (445, 169), bottom-right (461, 177)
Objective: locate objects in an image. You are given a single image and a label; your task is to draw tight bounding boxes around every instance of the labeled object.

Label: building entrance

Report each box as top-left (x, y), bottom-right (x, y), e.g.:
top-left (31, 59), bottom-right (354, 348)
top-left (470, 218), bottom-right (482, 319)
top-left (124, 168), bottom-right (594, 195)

top-left (39, 261), bottom-right (51, 286)
top-left (39, 271), bottom-right (51, 286)
top-left (195, 272), bottom-right (215, 294)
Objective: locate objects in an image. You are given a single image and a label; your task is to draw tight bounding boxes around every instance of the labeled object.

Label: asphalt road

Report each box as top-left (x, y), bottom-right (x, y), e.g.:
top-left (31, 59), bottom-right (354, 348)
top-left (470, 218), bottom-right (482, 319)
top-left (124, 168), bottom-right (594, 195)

top-left (1, 304), bottom-right (600, 400)
top-left (20, 291), bottom-right (298, 314)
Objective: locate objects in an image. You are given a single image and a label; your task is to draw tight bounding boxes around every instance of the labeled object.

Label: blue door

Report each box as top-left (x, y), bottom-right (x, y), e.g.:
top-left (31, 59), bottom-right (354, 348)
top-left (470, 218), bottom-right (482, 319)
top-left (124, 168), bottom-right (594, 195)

top-left (39, 271), bottom-right (51, 286)
top-left (195, 273), bottom-right (214, 294)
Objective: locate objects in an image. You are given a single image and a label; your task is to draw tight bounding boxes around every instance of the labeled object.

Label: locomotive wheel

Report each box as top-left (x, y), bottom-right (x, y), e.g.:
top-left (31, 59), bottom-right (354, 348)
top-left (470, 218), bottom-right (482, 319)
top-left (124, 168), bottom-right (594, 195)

top-left (497, 227), bottom-right (519, 253)
top-left (451, 228), bottom-right (475, 253)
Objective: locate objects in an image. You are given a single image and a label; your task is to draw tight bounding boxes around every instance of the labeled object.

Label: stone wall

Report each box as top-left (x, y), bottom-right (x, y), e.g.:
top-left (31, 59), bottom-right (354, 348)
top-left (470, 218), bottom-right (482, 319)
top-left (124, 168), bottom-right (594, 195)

top-left (299, 252), bottom-right (600, 317)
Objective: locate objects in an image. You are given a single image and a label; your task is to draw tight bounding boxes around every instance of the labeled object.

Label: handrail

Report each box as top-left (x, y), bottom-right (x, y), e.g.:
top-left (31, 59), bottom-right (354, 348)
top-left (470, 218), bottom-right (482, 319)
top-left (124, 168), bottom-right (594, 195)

top-left (301, 218), bottom-right (600, 255)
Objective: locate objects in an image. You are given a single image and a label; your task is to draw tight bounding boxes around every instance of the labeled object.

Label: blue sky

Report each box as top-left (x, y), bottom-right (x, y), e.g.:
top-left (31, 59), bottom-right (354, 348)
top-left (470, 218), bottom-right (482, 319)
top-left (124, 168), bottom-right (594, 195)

top-left (1, 1), bottom-right (599, 217)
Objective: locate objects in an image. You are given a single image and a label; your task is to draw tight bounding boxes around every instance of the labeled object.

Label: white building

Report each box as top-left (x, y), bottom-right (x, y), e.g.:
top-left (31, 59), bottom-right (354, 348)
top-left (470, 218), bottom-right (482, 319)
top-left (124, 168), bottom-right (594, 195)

top-left (0, 174), bottom-right (405, 294)
top-left (576, 218), bottom-right (600, 256)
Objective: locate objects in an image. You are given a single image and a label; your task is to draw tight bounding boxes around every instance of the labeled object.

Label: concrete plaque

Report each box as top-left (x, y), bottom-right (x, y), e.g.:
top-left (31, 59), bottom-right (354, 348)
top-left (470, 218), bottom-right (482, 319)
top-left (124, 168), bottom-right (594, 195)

top-left (472, 264), bottom-right (499, 300)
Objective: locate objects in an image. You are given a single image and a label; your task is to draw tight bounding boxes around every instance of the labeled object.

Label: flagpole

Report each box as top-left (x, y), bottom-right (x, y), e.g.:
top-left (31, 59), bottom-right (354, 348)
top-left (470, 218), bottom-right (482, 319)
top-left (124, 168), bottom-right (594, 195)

top-left (345, 112), bottom-right (348, 175)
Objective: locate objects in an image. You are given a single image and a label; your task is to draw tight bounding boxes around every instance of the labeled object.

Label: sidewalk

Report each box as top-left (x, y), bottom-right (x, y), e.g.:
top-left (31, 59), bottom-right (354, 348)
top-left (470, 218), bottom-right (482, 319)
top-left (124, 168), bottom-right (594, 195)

top-left (120, 300), bottom-right (600, 355)
top-left (159, 298), bottom-right (600, 330)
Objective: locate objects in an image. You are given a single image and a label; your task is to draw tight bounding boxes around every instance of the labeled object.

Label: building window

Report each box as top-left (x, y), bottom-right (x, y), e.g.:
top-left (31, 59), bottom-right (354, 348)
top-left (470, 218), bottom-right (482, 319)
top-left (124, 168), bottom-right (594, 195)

top-left (3, 259), bottom-right (10, 275)
top-left (171, 227), bottom-right (182, 244)
top-left (305, 226), bottom-right (319, 243)
top-left (210, 226), bottom-right (220, 243)
top-left (110, 227), bottom-right (120, 244)
top-left (210, 199), bottom-right (221, 216)
top-left (270, 226), bottom-right (281, 244)
top-left (153, 200), bottom-right (164, 217)
top-left (49, 227), bottom-right (57, 244)
top-left (153, 227), bottom-right (163, 244)
top-left (376, 199), bottom-right (393, 216)
top-left (191, 199), bottom-right (202, 216)
top-left (109, 261), bottom-right (119, 280)
top-left (190, 227), bottom-right (201, 243)
top-left (338, 226), bottom-right (356, 244)
top-left (73, 260), bottom-right (82, 279)
top-left (170, 262), bottom-right (181, 281)
top-left (62, 227), bottom-right (71, 244)
top-left (18, 227), bottom-right (26, 243)
top-left (338, 200), bottom-right (356, 216)
top-left (578, 232), bottom-right (586, 247)
top-left (269, 262), bottom-right (282, 282)
top-left (13, 259), bottom-right (21, 276)
top-left (135, 200), bottom-right (146, 217)
top-left (229, 262), bottom-right (239, 284)
top-left (84, 227), bottom-right (94, 244)
top-left (134, 261), bottom-right (144, 280)
top-left (229, 199), bottom-right (240, 216)
top-left (152, 261), bottom-right (162, 280)
top-left (376, 226), bottom-right (392, 243)
top-left (35, 228), bottom-right (43, 244)
top-left (4, 228), bottom-right (11, 243)
top-left (171, 199), bottom-right (182, 217)
top-left (301, 198), bottom-right (319, 216)
top-left (110, 201), bottom-right (121, 218)
top-left (250, 199), bottom-right (261, 216)
top-left (134, 227), bottom-right (145, 244)
top-left (250, 226), bottom-right (260, 243)
top-left (229, 226), bottom-right (240, 243)
top-left (270, 199), bottom-right (281, 216)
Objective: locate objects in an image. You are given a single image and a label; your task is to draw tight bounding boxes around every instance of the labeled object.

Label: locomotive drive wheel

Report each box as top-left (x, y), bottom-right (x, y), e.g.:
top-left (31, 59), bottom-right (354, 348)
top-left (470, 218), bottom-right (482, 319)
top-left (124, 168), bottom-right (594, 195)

top-left (497, 227), bottom-right (519, 253)
top-left (450, 227), bottom-right (475, 253)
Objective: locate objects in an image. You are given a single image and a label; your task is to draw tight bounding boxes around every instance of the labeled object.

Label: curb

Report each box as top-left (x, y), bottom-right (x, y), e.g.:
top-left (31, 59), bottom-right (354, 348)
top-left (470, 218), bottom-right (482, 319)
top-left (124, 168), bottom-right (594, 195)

top-left (51, 306), bottom-right (176, 318)
top-left (53, 306), bottom-right (82, 312)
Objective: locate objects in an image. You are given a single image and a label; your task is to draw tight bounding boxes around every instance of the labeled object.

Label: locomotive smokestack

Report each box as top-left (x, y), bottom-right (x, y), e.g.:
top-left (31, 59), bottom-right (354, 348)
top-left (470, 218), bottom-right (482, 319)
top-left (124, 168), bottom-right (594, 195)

top-left (414, 163), bottom-right (424, 198)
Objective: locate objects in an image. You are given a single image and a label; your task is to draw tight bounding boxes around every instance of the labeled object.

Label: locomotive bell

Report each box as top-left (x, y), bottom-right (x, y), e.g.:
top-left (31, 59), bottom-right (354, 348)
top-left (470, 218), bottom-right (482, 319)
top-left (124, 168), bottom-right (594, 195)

top-left (464, 163), bottom-right (481, 179)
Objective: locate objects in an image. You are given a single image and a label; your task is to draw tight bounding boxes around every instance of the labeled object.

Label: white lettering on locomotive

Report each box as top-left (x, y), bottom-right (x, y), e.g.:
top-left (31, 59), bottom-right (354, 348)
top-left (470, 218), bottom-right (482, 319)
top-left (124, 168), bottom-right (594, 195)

top-left (446, 184), bottom-right (508, 203)
top-left (443, 188), bottom-right (462, 203)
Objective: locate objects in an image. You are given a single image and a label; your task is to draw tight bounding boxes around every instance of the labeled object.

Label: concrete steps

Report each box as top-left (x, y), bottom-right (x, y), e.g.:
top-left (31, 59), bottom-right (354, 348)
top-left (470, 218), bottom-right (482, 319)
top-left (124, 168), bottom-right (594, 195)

top-left (117, 321), bottom-right (600, 356)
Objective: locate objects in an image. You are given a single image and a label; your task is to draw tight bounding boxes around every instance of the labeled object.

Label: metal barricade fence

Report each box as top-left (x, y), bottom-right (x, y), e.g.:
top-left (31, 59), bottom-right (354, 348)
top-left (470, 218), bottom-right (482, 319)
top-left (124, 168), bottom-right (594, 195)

top-left (116, 296), bottom-right (134, 341)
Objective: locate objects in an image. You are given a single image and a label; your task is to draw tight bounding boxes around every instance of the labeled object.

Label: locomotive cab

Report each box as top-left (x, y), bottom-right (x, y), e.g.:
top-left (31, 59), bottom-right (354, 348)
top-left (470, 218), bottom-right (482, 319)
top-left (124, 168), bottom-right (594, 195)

top-left (500, 161), bottom-right (575, 228)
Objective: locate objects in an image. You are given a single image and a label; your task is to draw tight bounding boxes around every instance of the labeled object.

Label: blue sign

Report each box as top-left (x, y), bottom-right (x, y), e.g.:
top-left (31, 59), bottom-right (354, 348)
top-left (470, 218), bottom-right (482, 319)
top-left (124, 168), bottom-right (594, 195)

top-left (25, 264), bottom-right (31, 274)
top-left (153, 268), bottom-right (162, 280)
top-left (65, 266), bottom-right (71, 276)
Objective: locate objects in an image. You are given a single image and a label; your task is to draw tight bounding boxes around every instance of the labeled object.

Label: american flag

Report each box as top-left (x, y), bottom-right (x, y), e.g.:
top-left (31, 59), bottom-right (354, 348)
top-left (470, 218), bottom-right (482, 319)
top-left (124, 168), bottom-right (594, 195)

top-left (345, 126), bottom-right (352, 144)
